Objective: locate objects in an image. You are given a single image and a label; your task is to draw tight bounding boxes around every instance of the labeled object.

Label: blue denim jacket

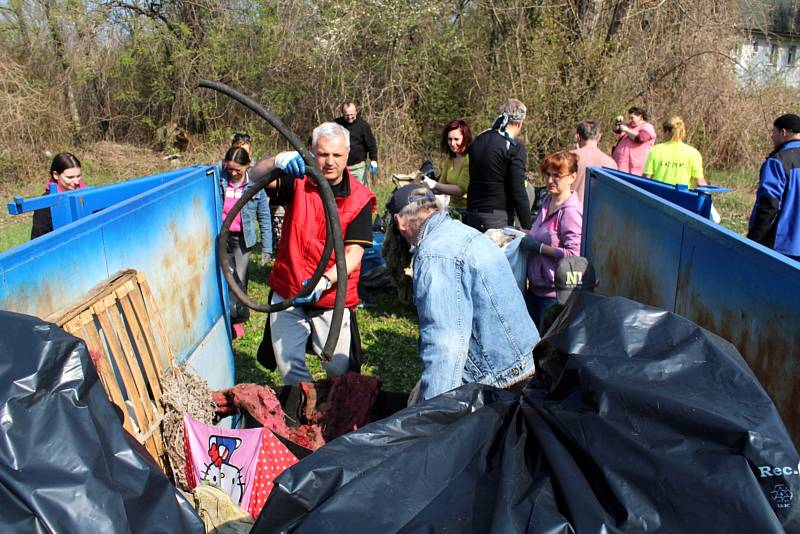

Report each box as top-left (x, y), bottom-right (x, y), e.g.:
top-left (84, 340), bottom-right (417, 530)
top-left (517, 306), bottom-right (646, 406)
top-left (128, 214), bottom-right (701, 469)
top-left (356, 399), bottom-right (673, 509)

top-left (413, 211), bottom-right (539, 400)
top-left (218, 168), bottom-right (272, 251)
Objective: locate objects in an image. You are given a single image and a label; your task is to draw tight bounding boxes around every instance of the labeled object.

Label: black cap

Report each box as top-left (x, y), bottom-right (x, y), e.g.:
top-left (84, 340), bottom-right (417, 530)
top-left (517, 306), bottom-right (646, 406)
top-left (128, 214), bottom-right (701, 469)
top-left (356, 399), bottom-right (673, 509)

top-left (774, 114), bottom-right (800, 133)
top-left (387, 183), bottom-right (435, 216)
top-left (554, 256), bottom-right (597, 305)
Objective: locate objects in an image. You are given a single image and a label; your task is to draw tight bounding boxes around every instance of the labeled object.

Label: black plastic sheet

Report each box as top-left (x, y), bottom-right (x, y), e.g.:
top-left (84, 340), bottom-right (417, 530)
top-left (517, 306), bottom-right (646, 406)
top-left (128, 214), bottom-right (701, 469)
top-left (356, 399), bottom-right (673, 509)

top-left (252, 294), bottom-right (799, 533)
top-left (0, 311), bottom-right (204, 533)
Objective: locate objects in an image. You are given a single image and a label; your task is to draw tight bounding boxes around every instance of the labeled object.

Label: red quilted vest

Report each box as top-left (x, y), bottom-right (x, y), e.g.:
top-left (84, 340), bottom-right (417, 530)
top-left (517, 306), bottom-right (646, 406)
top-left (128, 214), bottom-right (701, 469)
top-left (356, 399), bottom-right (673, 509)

top-left (269, 169), bottom-right (376, 309)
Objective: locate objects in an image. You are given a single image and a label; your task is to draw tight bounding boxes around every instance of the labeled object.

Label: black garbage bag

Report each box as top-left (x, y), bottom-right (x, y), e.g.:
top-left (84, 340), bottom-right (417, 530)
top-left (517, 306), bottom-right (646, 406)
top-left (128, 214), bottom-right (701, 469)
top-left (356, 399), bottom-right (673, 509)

top-left (0, 311), bottom-right (204, 533)
top-left (251, 294), bottom-right (799, 533)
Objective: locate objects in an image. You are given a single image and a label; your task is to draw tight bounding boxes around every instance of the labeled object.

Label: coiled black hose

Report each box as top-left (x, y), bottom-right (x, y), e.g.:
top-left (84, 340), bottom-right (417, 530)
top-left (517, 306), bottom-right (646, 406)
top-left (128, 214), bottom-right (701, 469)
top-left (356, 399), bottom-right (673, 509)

top-left (198, 80), bottom-right (346, 360)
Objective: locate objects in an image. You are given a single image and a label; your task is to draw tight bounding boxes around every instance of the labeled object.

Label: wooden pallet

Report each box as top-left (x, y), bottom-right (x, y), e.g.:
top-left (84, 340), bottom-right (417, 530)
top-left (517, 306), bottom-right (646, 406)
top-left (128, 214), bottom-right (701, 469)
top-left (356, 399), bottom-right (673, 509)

top-left (48, 269), bottom-right (175, 471)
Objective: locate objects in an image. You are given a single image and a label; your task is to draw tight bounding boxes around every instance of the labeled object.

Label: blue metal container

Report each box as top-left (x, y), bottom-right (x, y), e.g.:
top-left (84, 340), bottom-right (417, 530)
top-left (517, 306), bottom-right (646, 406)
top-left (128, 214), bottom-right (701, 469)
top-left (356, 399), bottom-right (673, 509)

top-left (584, 167), bottom-right (800, 444)
top-left (0, 165), bottom-right (233, 390)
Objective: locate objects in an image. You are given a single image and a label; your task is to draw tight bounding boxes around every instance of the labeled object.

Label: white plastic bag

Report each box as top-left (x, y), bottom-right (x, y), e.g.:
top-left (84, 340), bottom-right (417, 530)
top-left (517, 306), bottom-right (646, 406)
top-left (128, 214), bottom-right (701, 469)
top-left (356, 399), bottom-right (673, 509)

top-left (485, 227), bottom-right (528, 292)
top-left (710, 204), bottom-right (721, 224)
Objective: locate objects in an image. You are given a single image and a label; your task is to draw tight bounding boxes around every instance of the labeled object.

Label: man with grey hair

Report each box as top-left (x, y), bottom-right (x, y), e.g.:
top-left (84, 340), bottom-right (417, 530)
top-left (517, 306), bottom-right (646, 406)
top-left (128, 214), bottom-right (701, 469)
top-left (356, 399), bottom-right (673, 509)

top-left (388, 183), bottom-right (539, 401)
top-left (571, 119), bottom-right (617, 203)
top-left (249, 122), bottom-right (376, 384)
top-left (465, 98), bottom-right (532, 231)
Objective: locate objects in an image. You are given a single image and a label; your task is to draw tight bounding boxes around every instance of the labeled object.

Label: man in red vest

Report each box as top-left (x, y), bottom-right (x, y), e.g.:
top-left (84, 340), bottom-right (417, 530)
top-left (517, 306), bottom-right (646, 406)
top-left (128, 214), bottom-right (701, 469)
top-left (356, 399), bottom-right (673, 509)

top-left (250, 122), bottom-right (376, 384)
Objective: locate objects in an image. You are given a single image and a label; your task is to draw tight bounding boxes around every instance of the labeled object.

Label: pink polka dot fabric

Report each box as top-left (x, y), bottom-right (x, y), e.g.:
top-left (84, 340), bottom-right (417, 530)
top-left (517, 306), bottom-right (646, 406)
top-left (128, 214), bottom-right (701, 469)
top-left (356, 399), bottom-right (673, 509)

top-left (246, 429), bottom-right (299, 517)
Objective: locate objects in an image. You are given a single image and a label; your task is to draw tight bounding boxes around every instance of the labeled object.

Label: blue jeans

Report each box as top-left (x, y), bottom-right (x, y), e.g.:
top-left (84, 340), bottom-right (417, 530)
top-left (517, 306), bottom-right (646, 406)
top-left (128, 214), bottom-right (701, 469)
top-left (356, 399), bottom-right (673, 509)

top-left (525, 292), bottom-right (555, 333)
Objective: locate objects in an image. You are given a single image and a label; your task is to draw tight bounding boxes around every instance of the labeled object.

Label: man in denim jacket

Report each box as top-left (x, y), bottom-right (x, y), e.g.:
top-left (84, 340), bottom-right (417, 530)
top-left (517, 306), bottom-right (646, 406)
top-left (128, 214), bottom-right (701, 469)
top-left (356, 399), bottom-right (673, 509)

top-left (389, 184), bottom-right (539, 400)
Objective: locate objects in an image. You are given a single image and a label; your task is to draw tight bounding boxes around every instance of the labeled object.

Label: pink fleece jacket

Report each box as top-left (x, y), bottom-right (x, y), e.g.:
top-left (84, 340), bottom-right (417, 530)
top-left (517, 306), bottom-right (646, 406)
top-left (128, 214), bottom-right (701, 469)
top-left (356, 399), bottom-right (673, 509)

top-left (526, 192), bottom-right (583, 297)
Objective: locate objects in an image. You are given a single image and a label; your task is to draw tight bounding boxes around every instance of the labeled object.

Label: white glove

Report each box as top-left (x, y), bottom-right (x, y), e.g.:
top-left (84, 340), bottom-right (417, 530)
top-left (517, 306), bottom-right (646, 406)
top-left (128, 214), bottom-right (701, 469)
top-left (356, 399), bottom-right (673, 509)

top-left (369, 161), bottom-right (379, 175)
top-left (295, 276), bottom-right (332, 304)
top-left (422, 177), bottom-right (437, 191)
top-left (274, 151), bottom-right (305, 177)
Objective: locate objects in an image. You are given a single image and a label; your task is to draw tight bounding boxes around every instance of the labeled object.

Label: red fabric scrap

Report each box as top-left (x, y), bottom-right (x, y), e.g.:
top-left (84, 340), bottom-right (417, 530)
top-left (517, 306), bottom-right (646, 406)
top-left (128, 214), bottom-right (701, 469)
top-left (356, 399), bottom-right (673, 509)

top-left (212, 383), bottom-right (289, 435)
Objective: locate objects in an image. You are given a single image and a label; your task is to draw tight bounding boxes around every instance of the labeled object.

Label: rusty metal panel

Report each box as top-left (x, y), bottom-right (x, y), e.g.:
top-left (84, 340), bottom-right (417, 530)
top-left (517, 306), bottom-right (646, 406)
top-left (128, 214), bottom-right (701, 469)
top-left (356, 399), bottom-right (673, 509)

top-left (584, 168), bottom-right (800, 444)
top-left (675, 223), bottom-right (800, 444)
top-left (582, 169), bottom-right (685, 310)
top-left (0, 166), bottom-right (234, 391)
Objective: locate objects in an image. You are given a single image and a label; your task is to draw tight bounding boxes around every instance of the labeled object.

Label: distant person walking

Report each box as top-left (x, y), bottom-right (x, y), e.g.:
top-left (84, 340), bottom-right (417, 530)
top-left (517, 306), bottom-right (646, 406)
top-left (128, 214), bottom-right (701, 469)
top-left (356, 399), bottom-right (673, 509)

top-left (423, 118), bottom-right (472, 214)
top-left (643, 116), bottom-right (708, 188)
top-left (465, 98), bottom-right (532, 231)
top-left (571, 120), bottom-right (617, 203)
top-left (30, 152), bottom-right (87, 240)
top-left (612, 106), bottom-right (656, 176)
top-left (747, 113), bottom-right (800, 261)
top-left (334, 100), bottom-right (378, 187)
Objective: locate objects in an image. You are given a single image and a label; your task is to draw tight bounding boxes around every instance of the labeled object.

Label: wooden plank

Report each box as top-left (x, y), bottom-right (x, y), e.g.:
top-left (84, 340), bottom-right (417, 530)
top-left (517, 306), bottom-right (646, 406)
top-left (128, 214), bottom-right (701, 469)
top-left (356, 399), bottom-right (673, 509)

top-left (125, 282), bottom-right (166, 388)
top-left (47, 270), bottom-right (137, 325)
top-left (105, 295), bottom-right (156, 432)
top-left (128, 281), bottom-right (171, 374)
top-left (80, 315), bottom-right (134, 435)
top-left (136, 272), bottom-right (175, 365)
top-left (93, 299), bottom-right (150, 439)
top-left (117, 285), bottom-right (164, 410)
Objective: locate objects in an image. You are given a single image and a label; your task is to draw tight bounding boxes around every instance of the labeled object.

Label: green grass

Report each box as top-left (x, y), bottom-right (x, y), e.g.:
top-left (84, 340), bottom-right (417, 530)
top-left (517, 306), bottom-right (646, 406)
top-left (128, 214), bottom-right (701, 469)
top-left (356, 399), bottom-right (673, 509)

top-left (0, 218), bottom-right (31, 251)
top-left (706, 168), bottom-right (758, 236)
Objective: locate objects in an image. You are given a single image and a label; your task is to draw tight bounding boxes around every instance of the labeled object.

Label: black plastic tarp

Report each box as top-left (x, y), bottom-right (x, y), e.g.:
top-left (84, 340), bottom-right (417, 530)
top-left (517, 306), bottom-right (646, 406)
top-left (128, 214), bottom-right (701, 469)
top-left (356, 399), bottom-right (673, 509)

top-left (0, 311), bottom-right (203, 533)
top-left (252, 293), bottom-right (800, 533)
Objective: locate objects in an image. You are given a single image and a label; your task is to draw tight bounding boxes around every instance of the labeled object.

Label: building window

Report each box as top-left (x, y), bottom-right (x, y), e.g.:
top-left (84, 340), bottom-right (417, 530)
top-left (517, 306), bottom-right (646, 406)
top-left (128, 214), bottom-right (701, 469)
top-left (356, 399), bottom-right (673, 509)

top-left (789, 46), bottom-right (797, 66)
top-left (770, 44), bottom-right (779, 65)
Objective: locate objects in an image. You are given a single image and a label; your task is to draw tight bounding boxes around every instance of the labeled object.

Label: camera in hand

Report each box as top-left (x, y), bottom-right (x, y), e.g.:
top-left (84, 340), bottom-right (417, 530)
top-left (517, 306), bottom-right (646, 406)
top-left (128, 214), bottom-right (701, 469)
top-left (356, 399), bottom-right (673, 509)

top-left (613, 116), bottom-right (624, 133)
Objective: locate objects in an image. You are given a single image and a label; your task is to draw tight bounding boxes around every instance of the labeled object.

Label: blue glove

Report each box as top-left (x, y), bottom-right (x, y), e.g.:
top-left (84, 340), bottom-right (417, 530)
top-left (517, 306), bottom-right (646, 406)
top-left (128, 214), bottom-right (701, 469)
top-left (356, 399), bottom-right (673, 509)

top-left (295, 276), bottom-right (332, 304)
top-left (369, 161), bottom-right (379, 175)
top-left (275, 151), bottom-right (306, 177)
top-left (519, 236), bottom-right (544, 253)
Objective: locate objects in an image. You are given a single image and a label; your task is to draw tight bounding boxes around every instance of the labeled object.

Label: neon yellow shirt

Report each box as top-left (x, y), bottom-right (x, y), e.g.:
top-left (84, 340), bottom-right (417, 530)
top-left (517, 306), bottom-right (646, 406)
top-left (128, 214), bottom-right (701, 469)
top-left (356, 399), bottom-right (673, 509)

top-left (643, 141), bottom-right (704, 187)
top-left (441, 155), bottom-right (470, 209)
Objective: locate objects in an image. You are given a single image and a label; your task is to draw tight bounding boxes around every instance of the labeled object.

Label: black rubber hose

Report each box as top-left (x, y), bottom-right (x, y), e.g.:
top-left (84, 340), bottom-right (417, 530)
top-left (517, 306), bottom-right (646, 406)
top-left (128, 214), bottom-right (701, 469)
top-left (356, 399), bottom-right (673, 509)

top-left (199, 79), bottom-right (347, 360)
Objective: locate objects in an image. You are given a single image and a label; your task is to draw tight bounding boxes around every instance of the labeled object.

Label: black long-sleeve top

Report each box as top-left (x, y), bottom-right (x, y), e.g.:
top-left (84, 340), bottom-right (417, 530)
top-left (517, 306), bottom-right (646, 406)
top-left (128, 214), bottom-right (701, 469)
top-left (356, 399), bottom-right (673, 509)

top-left (334, 116), bottom-right (378, 166)
top-left (467, 129), bottom-right (532, 229)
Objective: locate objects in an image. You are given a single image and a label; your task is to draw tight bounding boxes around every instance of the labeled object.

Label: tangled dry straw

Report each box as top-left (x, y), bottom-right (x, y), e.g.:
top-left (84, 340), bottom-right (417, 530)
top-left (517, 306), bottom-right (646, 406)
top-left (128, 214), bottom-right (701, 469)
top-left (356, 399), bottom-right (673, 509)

top-left (160, 363), bottom-right (216, 489)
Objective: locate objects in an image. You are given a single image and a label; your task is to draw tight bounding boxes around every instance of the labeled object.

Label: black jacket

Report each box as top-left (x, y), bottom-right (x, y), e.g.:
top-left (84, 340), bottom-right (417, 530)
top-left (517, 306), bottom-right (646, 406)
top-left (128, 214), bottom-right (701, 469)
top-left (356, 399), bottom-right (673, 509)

top-left (334, 116), bottom-right (378, 166)
top-left (467, 130), bottom-right (532, 229)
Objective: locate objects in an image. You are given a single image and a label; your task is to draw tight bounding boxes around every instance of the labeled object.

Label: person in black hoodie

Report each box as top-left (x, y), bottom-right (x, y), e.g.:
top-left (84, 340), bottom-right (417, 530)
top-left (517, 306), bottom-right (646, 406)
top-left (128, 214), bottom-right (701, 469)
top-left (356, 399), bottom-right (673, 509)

top-left (465, 98), bottom-right (532, 231)
top-left (334, 100), bottom-right (378, 187)
top-left (30, 152), bottom-right (86, 239)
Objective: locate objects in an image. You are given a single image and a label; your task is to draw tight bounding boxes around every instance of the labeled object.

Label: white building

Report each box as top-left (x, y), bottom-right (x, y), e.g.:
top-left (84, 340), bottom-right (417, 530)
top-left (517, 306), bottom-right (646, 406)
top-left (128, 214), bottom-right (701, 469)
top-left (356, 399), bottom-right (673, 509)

top-left (736, 29), bottom-right (800, 85)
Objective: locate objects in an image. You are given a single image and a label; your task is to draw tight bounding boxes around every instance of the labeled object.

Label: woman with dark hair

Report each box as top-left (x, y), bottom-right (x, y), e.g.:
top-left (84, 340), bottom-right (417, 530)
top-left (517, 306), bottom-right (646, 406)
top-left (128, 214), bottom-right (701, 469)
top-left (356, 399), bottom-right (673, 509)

top-left (644, 116), bottom-right (708, 188)
top-left (611, 106), bottom-right (656, 175)
top-left (218, 145), bottom-right (272, 339)
top-left (520, 150), bottom-right (583, 330)
top-left (423, 118), bottom-right (472, 213)
top-left (30, 152), bottom-right (87, 239)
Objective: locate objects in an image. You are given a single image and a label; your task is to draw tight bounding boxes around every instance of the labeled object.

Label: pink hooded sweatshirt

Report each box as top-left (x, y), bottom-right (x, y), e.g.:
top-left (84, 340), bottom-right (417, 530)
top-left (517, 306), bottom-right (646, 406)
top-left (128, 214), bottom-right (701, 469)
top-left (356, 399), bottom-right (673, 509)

top-left (526, 192), bottom-right (583, 298)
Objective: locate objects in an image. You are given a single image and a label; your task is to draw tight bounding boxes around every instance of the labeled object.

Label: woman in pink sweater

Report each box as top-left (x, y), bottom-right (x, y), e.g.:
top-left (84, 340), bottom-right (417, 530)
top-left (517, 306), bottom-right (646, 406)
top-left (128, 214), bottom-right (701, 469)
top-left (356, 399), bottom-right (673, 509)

top-left (520, 150), bottom-right (583, 330)
top-left (612, 106), bottom-right (656, 175)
